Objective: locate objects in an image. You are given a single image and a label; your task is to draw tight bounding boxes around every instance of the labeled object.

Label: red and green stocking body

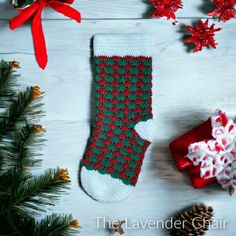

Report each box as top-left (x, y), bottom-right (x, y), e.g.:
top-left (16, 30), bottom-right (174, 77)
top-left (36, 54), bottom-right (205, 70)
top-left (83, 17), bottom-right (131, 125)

top-left (81, 34), bottom-right (154, 203)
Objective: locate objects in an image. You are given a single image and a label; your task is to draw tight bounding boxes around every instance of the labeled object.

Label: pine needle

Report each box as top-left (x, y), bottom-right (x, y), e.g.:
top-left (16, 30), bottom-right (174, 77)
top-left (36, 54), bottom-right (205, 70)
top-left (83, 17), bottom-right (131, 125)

top-left (0, 60), bottom-right (79, 236)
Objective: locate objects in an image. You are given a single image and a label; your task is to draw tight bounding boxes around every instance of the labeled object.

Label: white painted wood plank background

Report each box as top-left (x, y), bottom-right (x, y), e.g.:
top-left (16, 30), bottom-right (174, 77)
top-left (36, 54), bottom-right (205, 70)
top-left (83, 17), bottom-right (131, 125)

top-left (0, 0), bottom-right (214, 19)
top-left (0, 0), bottom-right (235, 235)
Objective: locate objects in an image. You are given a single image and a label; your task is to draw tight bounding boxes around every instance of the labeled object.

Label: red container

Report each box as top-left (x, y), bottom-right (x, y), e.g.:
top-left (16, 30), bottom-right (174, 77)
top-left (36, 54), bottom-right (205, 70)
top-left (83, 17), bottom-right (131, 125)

top-left (169, 118), bottom-right (216, 188)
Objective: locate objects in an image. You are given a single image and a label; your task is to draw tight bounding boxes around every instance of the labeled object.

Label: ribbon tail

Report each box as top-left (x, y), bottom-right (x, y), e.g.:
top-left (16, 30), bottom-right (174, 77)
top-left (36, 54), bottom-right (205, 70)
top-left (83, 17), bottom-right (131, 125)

top-left (32, 5), bottom-right (48, 70)
top-left (50, 2), bottom-right (81, 23)
top-left (63, 0), bottom-right (75, 4)
top-left (9, 3), bottom-right (39, 30)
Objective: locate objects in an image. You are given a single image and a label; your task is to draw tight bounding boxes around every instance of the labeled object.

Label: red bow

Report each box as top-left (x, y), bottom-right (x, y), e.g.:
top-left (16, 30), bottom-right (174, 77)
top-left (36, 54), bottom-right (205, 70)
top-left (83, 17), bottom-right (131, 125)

top-left (9, 0), bottom-right (81, 69)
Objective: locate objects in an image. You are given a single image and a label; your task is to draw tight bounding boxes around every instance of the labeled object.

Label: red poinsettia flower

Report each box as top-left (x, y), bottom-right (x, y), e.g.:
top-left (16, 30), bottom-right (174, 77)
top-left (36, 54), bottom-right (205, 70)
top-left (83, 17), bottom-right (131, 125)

top-left (151, 0), bottom-right (183, 20)
top-left (185, 19), bottom-right (222, 52)
top-left (208, 0), bottom-right (236, 22)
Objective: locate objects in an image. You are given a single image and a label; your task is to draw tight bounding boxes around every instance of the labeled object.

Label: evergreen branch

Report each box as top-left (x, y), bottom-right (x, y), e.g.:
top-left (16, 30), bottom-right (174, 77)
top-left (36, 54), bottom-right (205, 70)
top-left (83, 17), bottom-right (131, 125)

top-left (12, 125), bottom-right (45, 169)
top-left (36, 214), bottom-right (79, 236)
top-left (0, 60), bottom-right (18, 101)
top-left (0, 124), bottom-right (45, 172)
top-left (0, 213), bottom-right (79, 236)
top-left (0, 208), bottom-right (36, 236)
top-left (0, 169), bottom-right (31, 214)
top-left (11, 168), bottom-right (70, 214)
top-left (0, 86), bottom-right (43, 135)
top-left (0, 61), bottom-right (79, 235)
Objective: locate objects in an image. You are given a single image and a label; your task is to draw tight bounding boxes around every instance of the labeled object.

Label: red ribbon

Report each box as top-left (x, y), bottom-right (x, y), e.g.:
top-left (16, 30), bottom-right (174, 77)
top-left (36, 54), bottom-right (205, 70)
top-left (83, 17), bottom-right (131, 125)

top-left (9, 0), bottom-right (81, 69)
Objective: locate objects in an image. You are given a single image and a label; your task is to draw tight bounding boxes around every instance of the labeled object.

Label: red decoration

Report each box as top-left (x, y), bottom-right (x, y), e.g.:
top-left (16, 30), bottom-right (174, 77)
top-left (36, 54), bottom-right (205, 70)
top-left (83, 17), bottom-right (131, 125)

top-left (185, 19), bottom-right (221, 52)
top-left (169, 119), bottom-right (216, 188)
top-left (208, 0), bottom-right (236, 22)
top-left (10, 0), bottom-right (81, 70)
top-left (151, 0), bottom-right (183, 20)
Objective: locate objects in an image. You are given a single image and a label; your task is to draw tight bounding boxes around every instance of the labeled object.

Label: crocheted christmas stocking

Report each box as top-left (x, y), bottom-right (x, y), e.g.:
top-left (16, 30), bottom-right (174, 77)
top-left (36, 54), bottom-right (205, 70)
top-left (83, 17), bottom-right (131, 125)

top-left (81, 34), bottom-right (154, 203)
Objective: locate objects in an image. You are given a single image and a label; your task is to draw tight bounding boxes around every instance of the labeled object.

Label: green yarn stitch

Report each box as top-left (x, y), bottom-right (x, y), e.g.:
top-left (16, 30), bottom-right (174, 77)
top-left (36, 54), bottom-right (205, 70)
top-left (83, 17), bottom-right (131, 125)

top-left (128, 93), bottom-right (137, 100)
top-left (142, 67), bottom-right (152, 75)
top-left (142, 85), bottom-right (151, 91)
top-left (117, 156), bottom-right (125, 163)
top-left (126, 169), bottom-right (135, 177)
top-left (105, 75), bottom-right (114, 82)
top-left (128, 103), bottom-right (136, 110)
top-left (130, 60), bottom-right (138, 66)
top-left (117, 68), bottom-right (126, 74)
top-left (130, 76), bottom-right (137, 83)
top-left (93, 148), bottom-right (102, 155)
top-left (104, 110), bottom-right (113, 116)
top-left (86, 164), bottom-right (94, 170)
top-left (144, 59), bottom-right (152, 66)
top-left (114, 119), bottom-right (122, 127)
top-left (96, 140), bottom-right (104, 147)
top-left (133, 145), bottom-right (142, 153)
top-left (111, 172), bottom-right (119, 179)
top-left (136, 138), bottom-right (145, 146)
top-left (111, 136), bottom-right (120, 143)
top-left (104, 101), bottom-right (112, 109)
top-left (117, 85), bottom-right (126, 92)
top-left (94, 57), bottom-right (101, 64)
top-left (128, 111), bottom-right (136, 119)
top-left (102, 159), bottom-right (111, 167)
top-left (117, 94), bottom-right (125, 101)
top-left (104, 67), bottom-right (113, 74)
top-left (118, 59), bottom-right (127, 66)
top-left (130, 67), bottom-right (139, 75)
top-left (99, 168), bottom-right (107, 174)
top-left (89, 156), bottom-right (98, 163)
top-left (104, 84), bottom-right (113, 91)
top-left (114, 128), bottom-right (122, 135)
top-left (104, 92), bottom-right (113, 100)
top-left (101, 125), bottom-right (109, 132)
top-left (122, 178), bottom-right (131, 185)
top-left (118, 76), bottom-right (126, 83)
top-left (122, 139), bottom-right (130, 146)
top-left (130, 153), bottom-right (139, 160)
top-left (99, 133), bottom-right (107, 139)
top-left (103, 117), bottom-right (112, 125)
top-left (125, 130), bottom-right (133, 137)
top-left (114, 164), bottom-right (122, 171)
top-left (129, 161), bottom-right (137, 168)
top-left (105, 59), bottom-right (114, 65)
top-left (116, 111), bottom-right (124, 118)
top-left (105, 152), bottom-right (113, 158)
top-left (120, 149), bottom-right (128, 155)
top-left (116, 103), bottom-right (125, 109)
top-left (130, 85), bottom-right (137, 92)
top-left (108, 144), bottom-right (116, 151)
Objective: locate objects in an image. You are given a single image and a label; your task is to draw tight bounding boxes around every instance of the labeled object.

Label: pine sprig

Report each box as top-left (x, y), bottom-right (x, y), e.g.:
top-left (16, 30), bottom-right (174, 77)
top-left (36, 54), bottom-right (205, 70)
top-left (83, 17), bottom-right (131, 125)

top-left (0, 125), bottom-right (45, 172)
top-left (36, 214), bottom-right (79, 236)
top-left (0, 61), bottom-right (80, 236)
top-left (0, 212), bottom-right (79, 236)
top-left (11, 168), bottom-right (70, 214)
top-left (0, 86), bottom-right (43, 135)
top-left (0, 60), bottom-right (18, 100)
top-left (12, 124), bottom-right (45, 169)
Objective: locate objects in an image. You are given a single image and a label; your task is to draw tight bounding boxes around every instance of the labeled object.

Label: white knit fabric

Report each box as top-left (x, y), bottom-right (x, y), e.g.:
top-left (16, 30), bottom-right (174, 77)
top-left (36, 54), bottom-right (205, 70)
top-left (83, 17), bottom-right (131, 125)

top-left (81, 34), bottom-right (152, 203)
top-left (81, 167), bottom-right (134, 203)
top-left (94, 34), bottom-right (152, 57)
top-left (134, 119), bottom-right (155, 142)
